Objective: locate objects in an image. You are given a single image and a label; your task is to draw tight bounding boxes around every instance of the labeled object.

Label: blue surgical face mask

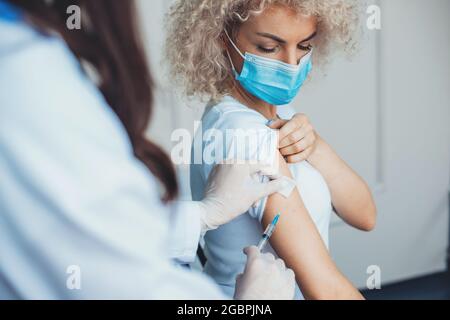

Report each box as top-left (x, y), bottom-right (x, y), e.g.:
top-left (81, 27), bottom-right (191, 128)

top-left (225, 30), bottom-right (313, 106)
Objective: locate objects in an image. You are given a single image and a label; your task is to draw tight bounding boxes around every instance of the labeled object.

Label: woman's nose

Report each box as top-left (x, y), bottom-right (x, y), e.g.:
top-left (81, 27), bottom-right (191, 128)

top-left (282, 49), bottom-right (301, 66)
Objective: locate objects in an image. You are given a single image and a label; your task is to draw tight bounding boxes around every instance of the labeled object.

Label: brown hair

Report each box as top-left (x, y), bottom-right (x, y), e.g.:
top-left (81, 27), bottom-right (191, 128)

top-left (8, 0), bottom-right (178, 202)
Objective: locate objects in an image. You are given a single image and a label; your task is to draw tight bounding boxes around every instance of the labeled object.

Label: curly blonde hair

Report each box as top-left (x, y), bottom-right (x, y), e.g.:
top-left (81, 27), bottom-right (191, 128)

top-left (165, 0), bottom-right (360, 101)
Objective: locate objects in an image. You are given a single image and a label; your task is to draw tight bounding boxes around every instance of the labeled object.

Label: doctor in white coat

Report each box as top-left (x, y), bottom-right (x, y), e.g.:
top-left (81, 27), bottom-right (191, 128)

top-left (0, 0), bottom-right (295, 299)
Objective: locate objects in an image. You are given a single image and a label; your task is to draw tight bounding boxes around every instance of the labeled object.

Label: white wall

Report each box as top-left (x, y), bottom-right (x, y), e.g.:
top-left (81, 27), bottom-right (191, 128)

top-left (137, 0), bottom-right (450, 288)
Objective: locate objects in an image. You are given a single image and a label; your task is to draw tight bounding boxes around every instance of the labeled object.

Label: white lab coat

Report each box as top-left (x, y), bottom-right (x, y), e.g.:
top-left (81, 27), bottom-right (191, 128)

top-left (0, 13), bottom-right (225, 299)
top-left (169, 201), bottom-right (205, 264)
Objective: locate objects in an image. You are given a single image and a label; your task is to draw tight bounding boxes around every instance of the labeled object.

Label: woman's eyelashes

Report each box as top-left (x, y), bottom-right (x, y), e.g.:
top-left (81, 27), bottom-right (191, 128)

top-left (256, 43), bottom-right (313, 54)
top-left (256, 45), bottom-right (278, 53)
top-left (298, 43), bottom-right (313, 51)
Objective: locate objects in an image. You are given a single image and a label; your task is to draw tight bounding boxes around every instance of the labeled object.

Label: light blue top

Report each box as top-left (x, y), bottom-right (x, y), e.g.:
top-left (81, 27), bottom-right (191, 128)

top-left (190, 96), bottom-right (333, 299)
top-left (0, 10), bottom-right (224, 299)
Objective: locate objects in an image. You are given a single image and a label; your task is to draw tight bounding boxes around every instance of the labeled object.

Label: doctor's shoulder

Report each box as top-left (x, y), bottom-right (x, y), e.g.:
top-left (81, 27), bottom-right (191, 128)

top-left (0, 14), bottom-right (134, 159)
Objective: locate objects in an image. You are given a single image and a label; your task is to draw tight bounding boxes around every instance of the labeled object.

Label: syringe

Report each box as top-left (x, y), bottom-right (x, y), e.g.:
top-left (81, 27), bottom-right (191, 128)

top-left (257, 213), bottom-right (281, 251)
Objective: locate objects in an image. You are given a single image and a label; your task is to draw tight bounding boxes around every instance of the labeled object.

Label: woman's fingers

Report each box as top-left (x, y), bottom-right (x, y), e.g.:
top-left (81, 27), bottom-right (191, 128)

top-left (285, 146), bottom-right (314, 163)
top-left (280, 136), bottom-right (308, 156)
top-left (280, 132), bottom-right (314, 156)
top-left (268, 113), bottom-right (317, 164)
top-left (268, 117), bottom-right (303, 147)
top-left (268, 118), bottom-right (288, 130)
top-left (280, 124), bottom-right (314, 150)
top-left (277, 114), bottom-right (309, 148)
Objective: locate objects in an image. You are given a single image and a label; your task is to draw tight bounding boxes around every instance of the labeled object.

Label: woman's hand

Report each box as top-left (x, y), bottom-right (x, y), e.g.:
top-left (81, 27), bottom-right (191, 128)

top-left (269, 113), bottom-right (377, 232)
top-left (269, 113), bottom-right (319, 163)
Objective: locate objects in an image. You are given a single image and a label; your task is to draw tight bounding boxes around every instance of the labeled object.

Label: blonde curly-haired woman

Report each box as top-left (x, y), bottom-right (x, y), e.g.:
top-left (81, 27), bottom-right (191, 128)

top-left (166, 0), bottom-right (377, 300)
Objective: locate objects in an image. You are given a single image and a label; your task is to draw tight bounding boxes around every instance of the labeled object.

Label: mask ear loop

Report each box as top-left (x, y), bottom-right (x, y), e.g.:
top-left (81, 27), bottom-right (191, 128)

top-left (224, 29), bottom-right (245, 72)
top-left (225, 49), bottom-right (237, 72)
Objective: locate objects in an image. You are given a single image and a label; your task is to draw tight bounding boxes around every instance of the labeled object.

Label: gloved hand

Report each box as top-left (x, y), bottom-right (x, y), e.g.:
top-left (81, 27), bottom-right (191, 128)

top-left (234, 246), bottom-right (296, 300)
top-left (198, 162), bottom-right (290, 233)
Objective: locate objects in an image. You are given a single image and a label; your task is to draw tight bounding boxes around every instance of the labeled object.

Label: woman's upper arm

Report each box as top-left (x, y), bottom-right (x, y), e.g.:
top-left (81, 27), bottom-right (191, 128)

top-left (262, 153), bottom-right (364, 300)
